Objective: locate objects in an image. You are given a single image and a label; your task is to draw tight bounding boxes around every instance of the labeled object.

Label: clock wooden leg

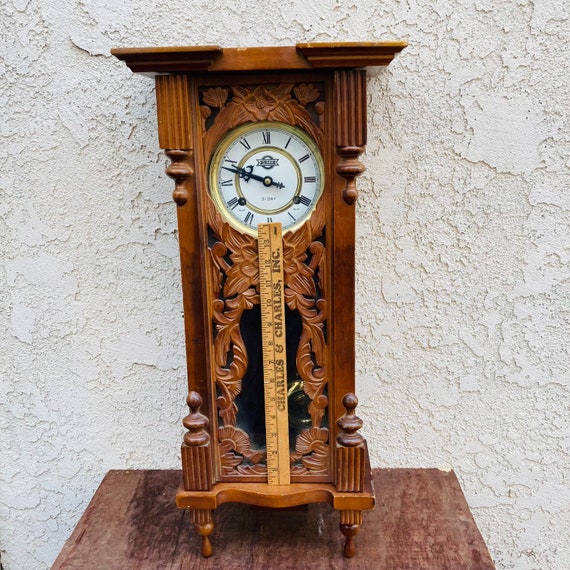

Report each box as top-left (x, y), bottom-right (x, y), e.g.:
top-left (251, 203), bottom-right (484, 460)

top-left (190, 508), bottom-right (214, 558)
top-left (339, 509), bottom-right (363, 558)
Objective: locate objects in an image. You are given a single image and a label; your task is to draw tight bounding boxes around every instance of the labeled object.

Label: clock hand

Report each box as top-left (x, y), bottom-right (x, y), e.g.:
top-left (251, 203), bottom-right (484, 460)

top-left (222, 165), bottom-right (285, 190)
top-left (223, 165), bottom-right (275, 186)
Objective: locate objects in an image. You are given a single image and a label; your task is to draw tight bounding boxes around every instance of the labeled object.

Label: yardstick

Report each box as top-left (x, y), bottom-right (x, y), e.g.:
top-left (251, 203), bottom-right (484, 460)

top-left (258, 223), bottom-right (290, 485)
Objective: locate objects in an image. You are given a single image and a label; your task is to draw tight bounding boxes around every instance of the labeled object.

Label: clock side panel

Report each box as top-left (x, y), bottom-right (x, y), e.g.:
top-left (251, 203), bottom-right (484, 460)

top-left (330, 69), bottom-right (370, 494)
top-left (156, 74), bottom-right (218, 490)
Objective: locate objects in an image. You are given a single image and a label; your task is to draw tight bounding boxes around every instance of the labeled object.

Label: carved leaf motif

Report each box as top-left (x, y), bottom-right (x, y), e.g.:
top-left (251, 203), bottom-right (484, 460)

top-left (221, 222), bottom-right (257, 258)
top-left (295, 427), bottom-right (329, 454)
top-left (202, 102), bottom-right (252, 159)
top-left (200, 85), bottom-right (330, 474)
top-left (274, 97), bottom-right (322, 146)
top-left (301, 442), bottom-right (329, 473)
top-left (285, 198), bottom-right (326, 246)
top-left (219, 426), bottom-right (251, 454)
top-left (284, 249), bottom-right (314, 302)
top-left (219, 427), bottom-right (268, 475)
top-left (203, 87), bottom-right (229, 108)
top-left (218, 400), bottom-right (238, 428)
top-left (212, 301), bottom-right (236, 367)
top-left (236, 464), bottom-right (268, 475)
top-left (221, 452), bottom-right (244, 472)
top-left (294, 83), bottom-right (320, 106)
top-left (224, 245), bottom-right (259, 298)
top-left (290, 464), bottom-right (308, 475)
top-left (282, 199), bottom-right (328, 432)
top-left (208, 196), bottom-right (255, 252)
top-left (208, 201), bottom-right (259, 301)
top-left (295, 315), bottom-right (326, 400)
top-left (315, 244), bottom-right (327, 298)
top-left (212, 288), bottom-right (259, 401)
top-left (226, 288), bottom-right (259, 311)
top-left (208, 243), bottom-right (227, 296)
top-left (286, 262), bottom-right (316, 300)
top-left (295, 428), bottom-right (329, 474)
top-left (202, 83), bottom-right (325, 160)
top-left (207, 196), bottom-right (266, 470)
top-left (284, 206), bottom-right (325, 303)
top-left (233, 84), bottom-right (293, 120)
top-left (244, 450), bottom-right (265, 465)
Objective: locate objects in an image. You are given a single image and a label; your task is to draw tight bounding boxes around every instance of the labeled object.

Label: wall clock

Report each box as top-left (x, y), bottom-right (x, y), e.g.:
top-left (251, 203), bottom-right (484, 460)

top-left (112, 42), bottom-right (405, 558)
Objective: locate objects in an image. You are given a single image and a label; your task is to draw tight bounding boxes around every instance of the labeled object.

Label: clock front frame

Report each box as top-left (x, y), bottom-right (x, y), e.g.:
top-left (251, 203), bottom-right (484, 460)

top-left (181, 70), bottom-right (349, 484)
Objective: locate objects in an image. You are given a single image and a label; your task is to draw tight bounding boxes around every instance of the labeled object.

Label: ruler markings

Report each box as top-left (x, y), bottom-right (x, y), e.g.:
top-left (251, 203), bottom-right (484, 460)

top-left (258, 223), bottom-right (290, 486)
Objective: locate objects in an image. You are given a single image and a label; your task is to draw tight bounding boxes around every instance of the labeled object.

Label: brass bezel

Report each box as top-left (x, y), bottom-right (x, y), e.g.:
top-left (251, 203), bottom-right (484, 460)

top-left (208, 121), bottom-right (325, 236)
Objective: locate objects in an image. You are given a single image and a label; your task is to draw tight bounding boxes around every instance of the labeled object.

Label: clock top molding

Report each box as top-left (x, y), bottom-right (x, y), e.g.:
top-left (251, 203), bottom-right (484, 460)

top-left (111, 42), bottom-right (407, 75)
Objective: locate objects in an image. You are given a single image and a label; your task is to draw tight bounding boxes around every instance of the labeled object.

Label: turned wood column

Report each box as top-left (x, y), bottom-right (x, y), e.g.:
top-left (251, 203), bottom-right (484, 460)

top-left (157, 75), bottom-right (216, 487)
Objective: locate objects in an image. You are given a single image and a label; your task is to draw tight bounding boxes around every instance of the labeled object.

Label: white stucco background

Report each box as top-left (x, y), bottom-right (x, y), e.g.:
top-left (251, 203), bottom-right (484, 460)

top-left (1, 1), bottom-right (568, 568)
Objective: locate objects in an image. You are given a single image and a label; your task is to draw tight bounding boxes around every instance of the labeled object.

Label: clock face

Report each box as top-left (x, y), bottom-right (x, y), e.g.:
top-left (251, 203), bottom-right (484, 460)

top-left (208, 121), bottom-right (324, 235)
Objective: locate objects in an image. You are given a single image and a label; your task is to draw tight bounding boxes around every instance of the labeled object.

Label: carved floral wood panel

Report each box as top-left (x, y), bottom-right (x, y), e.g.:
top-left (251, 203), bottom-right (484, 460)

top-left (201, 83), bottom-right (330, 478)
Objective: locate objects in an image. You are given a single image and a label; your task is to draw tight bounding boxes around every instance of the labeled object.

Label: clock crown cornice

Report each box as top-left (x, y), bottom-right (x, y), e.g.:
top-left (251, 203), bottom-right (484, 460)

top-left (111, 42), bottom-right (407, 75)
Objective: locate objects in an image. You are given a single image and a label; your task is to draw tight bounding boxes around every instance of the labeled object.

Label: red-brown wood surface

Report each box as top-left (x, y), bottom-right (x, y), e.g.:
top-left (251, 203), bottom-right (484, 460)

top-left (111, 43), bottom-right (407, 75)
top-left (53, 469), bottom-right (495, 570)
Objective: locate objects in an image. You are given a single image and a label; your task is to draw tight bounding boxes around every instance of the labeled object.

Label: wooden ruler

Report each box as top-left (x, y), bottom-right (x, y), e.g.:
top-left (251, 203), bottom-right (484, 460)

top-left (258, 223), bottom-right (290, 486)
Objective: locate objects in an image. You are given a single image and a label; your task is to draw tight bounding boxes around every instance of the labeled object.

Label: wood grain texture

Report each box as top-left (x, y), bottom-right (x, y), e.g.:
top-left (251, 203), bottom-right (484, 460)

top-left (52, 469), bottom-right (495, 570)
top-left (111, 45), bottom-right (223, 74)
top-left (181, 392), bottom-right (214, 491)
top-left (111, 43), bottom-right (407, 75)
top-left (336, 446), bottom-right (365, 492)
top-left (297, 42), bottom-right (407, 69)
top-left (156, 75), bottom-right (193, 149)
top-left (336, 394), bottom-right (366, 492)
top-left (181, 445), bottom-right (214, 491)
top-left (334, 70), bottom-right (367, 204)
top-left (334, 70), bottom-right (367, 147)
top-left (161, 80), bottom-right (213, 456)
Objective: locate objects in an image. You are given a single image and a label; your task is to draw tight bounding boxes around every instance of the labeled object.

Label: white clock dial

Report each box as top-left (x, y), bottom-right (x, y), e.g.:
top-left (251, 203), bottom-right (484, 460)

top-left (208, 121), bottom-right (324, 235)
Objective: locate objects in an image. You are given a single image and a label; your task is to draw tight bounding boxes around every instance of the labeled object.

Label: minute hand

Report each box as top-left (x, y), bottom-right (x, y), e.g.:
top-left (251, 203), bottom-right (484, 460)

top-left (222, 165), bottom-right (285, 189)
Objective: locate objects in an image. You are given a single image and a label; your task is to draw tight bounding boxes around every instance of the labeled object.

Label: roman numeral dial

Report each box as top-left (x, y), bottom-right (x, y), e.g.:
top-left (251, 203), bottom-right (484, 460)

top-left (208, 121), bottom-right (324, 236)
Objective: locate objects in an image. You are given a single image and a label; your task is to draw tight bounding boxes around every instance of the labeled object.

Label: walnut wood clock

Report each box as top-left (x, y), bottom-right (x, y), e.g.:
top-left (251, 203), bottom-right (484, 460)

top-left (112, 42), bottom-right (405, 558)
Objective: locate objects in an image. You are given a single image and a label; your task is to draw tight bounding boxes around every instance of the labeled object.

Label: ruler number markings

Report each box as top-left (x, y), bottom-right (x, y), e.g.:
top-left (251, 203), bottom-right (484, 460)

top-left (258, 222), bottom-right (290, 486)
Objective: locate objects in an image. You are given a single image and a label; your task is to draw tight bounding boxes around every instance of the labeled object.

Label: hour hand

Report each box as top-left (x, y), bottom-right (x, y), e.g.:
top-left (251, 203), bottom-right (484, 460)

top-left (222, 164), bottom-right (256, 182)
top-left (222, 165), bottom-right (284, 189)
top-left (222, 164), bottom-right (243, 176)
top-left (224, 164), bottom-right (261, 181)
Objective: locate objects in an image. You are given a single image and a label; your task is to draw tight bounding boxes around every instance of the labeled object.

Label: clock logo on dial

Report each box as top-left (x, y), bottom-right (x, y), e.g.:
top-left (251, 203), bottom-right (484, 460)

top-left (208, 121), bottom-right (324, 235)
top-left (257, 155), bottom-right (279, 169)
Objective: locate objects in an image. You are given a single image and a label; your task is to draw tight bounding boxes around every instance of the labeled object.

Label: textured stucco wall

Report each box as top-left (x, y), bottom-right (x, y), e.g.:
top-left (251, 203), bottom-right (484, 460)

top-left (1, 1), bottom-right (568, 569)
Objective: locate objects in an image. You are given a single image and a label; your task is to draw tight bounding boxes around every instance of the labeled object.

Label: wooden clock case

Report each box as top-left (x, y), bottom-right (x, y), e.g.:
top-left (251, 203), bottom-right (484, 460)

top-left (112, 42), bottom-right (406, 558)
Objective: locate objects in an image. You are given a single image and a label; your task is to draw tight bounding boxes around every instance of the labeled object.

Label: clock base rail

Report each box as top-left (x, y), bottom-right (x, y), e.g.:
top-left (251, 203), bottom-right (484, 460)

top-left (176, 475), bottom-right (375, 558)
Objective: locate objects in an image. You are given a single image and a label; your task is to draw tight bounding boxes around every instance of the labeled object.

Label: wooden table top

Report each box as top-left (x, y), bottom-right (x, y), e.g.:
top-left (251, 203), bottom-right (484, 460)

top-left (52, 468), bottom-right (495, 569)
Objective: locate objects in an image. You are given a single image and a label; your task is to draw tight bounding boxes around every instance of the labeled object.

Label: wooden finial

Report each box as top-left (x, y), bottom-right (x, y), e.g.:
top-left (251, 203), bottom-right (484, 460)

top-left (165, 149), bottom-right (193, 206)
top-left (183, 391), bottom-right (210, 446)
top-left (336, 146), bottom-right (365, 205)
top-left (336, 393), bottom-right (364, 447)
